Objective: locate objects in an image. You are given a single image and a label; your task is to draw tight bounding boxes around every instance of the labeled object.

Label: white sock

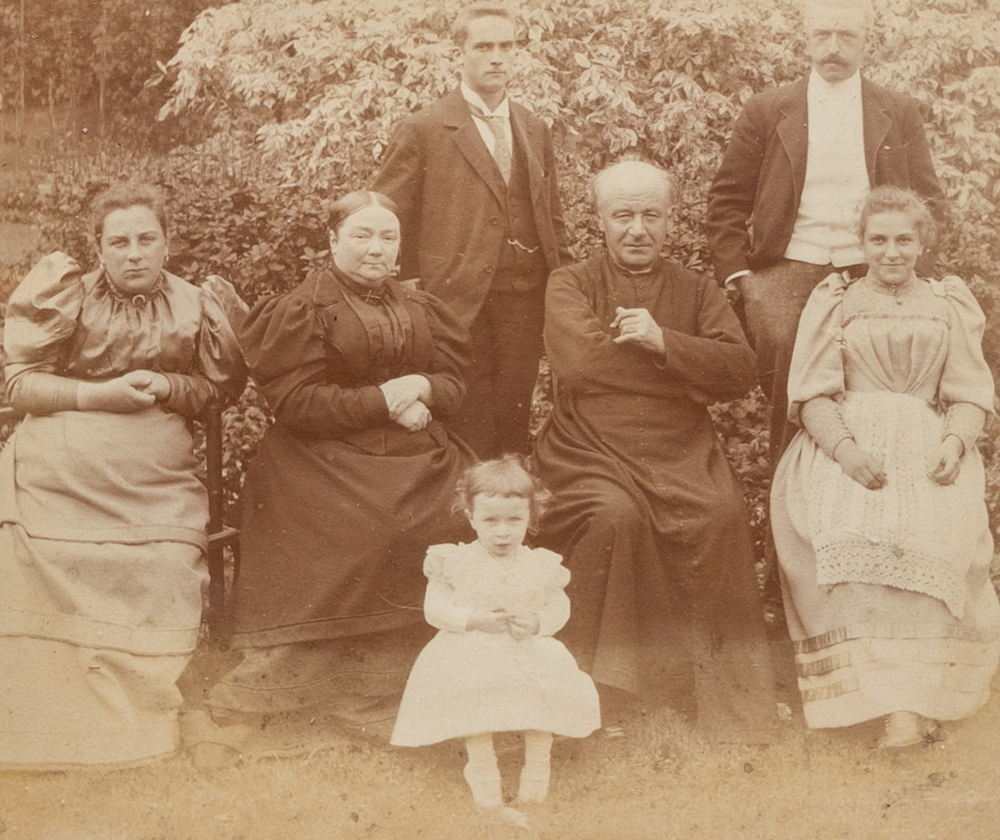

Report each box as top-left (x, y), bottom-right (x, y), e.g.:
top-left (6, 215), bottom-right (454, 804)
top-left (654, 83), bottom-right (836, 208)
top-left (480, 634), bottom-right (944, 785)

top-left (518, 730), bottom-right (552, 803)
top-left (464, 733), bottom-right (502, 808)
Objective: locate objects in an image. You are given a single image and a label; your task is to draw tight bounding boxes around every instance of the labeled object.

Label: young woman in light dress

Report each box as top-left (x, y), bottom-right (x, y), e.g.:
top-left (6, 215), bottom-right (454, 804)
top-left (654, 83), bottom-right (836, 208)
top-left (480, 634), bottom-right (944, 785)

top-left (0, 182), bottom-right (246, 769)
top-left (772, 186), bottom-right (999, 748)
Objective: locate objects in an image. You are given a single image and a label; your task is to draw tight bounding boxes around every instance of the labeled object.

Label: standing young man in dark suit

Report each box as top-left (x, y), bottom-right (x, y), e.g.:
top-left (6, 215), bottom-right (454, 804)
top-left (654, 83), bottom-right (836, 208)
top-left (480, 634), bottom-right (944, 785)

top-left (707, 0), bottom-right (944, 465)
top-left (372, 3), bottom-right (570, 459)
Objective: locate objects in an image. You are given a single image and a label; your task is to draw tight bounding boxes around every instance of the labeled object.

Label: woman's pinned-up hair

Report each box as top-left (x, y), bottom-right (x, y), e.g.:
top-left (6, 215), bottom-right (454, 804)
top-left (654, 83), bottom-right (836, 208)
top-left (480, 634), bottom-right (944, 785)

top-left (858, 185), bottom-right (937, 249)
top-left (327, 190), bottom-right (399, 233)
top-left (90, 181), bottom-right (169, 240)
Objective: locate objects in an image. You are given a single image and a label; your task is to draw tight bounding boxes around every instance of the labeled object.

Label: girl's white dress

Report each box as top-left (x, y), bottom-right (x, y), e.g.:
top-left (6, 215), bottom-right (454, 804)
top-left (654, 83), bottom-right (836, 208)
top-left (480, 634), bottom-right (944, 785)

top-left (391, 542), bottom-right (601, 746)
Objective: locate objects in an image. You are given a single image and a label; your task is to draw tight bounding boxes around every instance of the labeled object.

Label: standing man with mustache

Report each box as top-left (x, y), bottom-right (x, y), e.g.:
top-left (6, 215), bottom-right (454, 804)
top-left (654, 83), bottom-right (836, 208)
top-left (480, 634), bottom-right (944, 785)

top-left (707, 0), bottom-right (944, 468)
top-left (373, 3), bottom-right (570, 459)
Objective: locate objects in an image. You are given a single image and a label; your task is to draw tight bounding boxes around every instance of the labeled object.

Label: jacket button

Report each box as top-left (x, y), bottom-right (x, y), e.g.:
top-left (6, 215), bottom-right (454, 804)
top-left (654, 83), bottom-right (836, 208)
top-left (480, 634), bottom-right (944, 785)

top-left (490, 217), bottom-right (498, 225)
top-left (484, 264), bottom-right (493, 273)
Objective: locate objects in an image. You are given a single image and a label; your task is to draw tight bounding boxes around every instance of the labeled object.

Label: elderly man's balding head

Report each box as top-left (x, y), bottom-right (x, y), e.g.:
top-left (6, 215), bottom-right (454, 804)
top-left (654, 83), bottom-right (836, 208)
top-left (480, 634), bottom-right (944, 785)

top-left (593, 161), bottom-right (678, 271)
top-left (593, 161), bottom-right (677, 211)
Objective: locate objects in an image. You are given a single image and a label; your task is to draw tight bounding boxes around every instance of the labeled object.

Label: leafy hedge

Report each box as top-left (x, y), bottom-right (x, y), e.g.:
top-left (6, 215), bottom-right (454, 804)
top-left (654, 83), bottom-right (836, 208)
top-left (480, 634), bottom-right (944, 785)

top-left (0, 0), bottom-right (220, 159)
top-left (2, 0), bottom-right (999, 550)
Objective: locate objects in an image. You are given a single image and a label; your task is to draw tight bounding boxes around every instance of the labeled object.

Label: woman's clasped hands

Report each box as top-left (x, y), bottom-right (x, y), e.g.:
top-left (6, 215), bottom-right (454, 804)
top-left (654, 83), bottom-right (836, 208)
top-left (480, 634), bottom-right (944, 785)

top-left (379, 373), bottom-right (432, 431)
top-left (929, 435), bottom-right (963, 486)
top-left (834, 434), bottom-right (964, 490)
top-left (833, 438), bottom-right (887, 490)
top-left (77, 369), bottom-right (170, 413)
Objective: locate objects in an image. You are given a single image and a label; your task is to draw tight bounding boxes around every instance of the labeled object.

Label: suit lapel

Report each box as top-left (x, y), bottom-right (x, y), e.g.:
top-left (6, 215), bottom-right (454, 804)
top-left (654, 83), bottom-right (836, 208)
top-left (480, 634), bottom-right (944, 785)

top-left (776, 78), bottom-right (809, 207)
top-left (442, 89), bottom-right (507, 205)
top-left (861, 77), bottom-right (891, 178)
top-left (510, 103), bottom-right (544, 206)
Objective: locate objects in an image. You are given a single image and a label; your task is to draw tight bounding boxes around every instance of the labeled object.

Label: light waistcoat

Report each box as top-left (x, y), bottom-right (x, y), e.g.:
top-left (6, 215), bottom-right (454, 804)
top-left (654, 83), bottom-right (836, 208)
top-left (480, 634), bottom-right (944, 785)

top-left (784, 70), bottom-right (869, 267)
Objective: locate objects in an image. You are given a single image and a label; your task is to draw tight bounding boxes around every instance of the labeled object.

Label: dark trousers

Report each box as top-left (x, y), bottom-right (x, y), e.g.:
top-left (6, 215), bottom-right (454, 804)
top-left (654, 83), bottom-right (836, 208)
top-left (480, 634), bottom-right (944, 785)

top-left (739, 259), bottom-right (855, 464)
top-left (740, 259), bottom-right (862, 620)
top-left (449, 284), bottom-right (545, 459)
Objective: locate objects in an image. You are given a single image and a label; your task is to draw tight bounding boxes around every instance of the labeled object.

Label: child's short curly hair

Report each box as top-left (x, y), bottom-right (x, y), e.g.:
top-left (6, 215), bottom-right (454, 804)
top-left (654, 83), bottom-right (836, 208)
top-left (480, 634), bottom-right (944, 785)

top-left (453, 454), bottom-right (551, 533)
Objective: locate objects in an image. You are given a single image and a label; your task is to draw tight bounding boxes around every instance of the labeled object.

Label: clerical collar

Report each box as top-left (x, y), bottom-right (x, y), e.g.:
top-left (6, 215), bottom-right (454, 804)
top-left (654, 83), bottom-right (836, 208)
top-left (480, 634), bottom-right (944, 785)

top-left (807, 68), bottom-right (861, 102)
top-left (608, 252), bottom-right (662, 276)
top-left (461, 81), bottom-right (510, 118)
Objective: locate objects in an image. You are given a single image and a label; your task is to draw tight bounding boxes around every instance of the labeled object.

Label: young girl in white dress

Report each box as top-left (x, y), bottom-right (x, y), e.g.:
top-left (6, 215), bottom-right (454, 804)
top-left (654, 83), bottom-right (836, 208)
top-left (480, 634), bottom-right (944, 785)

top-left (391, 455), bottom-right (600, 817)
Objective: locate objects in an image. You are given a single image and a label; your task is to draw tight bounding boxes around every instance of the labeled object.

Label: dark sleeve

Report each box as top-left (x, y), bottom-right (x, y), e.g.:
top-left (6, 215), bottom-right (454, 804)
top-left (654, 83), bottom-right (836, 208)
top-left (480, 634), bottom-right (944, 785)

top-left (897, 97), bottom-right (946, 274)
top-left (544, 264), bottom-right (756, 402)
top-left (371, 118), bottom-right (424, 282)
top-left (238, 293), bottom-right (389, 438)
top-left (541, 125), bottom-right (572, 267)
top-left (411, 290), bottom-right (470, 418)
top-left (656, 276), bottom-right (758, 403)
top-left (706, 97), bottom-right (768, 285)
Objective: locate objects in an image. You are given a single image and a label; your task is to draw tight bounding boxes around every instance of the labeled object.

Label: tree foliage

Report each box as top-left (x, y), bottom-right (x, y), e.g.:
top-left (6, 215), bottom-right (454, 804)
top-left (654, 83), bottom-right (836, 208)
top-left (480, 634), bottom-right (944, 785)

top-left (0, 0), bottom-right (217, 139)
top-left (149, 0), bottom-right (1000, 284)
top-left (3, 0), bottom-right (1000, 541)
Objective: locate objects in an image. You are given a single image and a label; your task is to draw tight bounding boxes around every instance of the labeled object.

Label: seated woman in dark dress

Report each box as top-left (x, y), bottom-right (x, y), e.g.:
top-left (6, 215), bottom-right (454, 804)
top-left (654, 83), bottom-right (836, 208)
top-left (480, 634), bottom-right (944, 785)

top-left (206, 191), bottom-right (474, 725)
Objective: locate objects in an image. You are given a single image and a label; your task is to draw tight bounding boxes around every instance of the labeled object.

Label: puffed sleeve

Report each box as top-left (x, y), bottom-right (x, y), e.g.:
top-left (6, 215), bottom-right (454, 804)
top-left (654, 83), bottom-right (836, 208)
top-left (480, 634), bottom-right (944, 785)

top-left (532, 548), bottom-right (572, 637)
top-left (422, 545), bottom-right (473, 633)
top-left (934, 276), bottom-right (995, 452)
top-left (409, 289), bottom-right (469, 418)
top-left (786, 272), bottom-right (851, 425)
top-left (3, 252), bottom-right (85, 390)
top-left (159, 282), bottom-right (249, 417)
top-left (202, 274), bottom-right (250, 334)
top-left (238, 290), bottom-right (390, 438)
top-left (936, 276), bottom-right (995, 415)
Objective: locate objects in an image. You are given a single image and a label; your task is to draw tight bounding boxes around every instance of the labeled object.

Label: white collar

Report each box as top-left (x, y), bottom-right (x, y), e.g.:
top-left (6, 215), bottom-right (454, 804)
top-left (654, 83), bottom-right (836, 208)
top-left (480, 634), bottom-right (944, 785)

top-left (461, 82), bottom-right (510, 118)
top-left (808, 68), bottom-right (862, 102)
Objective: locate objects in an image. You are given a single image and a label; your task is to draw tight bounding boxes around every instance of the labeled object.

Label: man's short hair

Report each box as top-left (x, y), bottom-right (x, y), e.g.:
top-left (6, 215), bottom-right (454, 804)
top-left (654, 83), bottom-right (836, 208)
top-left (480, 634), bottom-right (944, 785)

top-left (452, 3), bottom-right (517, 47)
top-left (592, 159), bottom-right (679, 210)
top-left (801, 0), bottom-right (875, 31)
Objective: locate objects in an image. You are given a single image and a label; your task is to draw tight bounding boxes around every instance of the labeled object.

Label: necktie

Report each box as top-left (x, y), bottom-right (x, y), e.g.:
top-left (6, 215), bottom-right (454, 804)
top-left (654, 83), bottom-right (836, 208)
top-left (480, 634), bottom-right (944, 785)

top-left (469, 105), bottom-right (512, 184)
top-left (485, 116), bottom-right (512, 184)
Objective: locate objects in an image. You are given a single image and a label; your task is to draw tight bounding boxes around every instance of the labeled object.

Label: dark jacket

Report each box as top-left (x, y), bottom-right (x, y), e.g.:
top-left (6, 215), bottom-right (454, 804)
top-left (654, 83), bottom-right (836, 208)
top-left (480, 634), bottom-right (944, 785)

top-left (706, 76), bottom-right (944, 283)
top-left (372, 88), bottom-right (571, 327)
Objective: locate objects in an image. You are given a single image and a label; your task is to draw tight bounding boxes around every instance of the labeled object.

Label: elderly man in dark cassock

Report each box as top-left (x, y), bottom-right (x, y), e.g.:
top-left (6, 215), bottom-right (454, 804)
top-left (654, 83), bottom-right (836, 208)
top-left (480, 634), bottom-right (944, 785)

top-left (534, 160), bottom-right (779, 741)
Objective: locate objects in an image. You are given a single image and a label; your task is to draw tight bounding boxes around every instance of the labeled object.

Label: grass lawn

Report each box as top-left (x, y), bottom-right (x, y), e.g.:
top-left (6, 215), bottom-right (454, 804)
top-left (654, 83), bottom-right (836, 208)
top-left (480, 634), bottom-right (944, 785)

top-left (2, 662), bottom-right (999, 840)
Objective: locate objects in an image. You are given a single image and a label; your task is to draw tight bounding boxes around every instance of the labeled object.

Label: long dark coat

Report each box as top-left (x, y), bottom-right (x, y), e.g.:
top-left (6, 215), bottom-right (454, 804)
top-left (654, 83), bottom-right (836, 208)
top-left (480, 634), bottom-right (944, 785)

top-left (534, 252), bottom-right (778, 738)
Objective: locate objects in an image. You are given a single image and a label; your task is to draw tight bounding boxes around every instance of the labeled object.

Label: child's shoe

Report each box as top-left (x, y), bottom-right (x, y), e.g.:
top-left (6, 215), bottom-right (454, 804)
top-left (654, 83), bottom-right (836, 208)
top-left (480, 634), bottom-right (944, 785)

top-left (517, 760), bottom-right (550, 802)
top-left (463, 758), bottom-right (502, 808)
top-left (880, 711), bottom-right (923, 748)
